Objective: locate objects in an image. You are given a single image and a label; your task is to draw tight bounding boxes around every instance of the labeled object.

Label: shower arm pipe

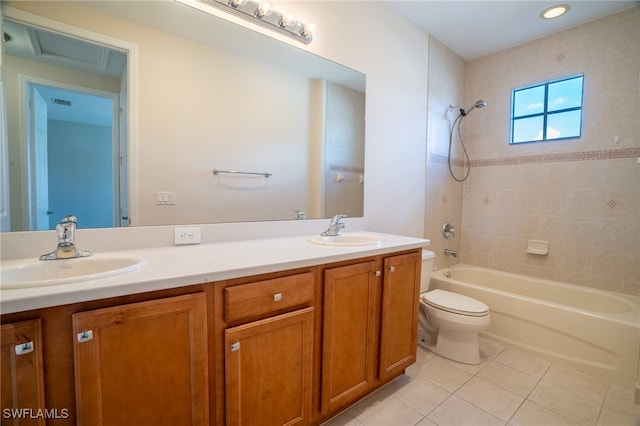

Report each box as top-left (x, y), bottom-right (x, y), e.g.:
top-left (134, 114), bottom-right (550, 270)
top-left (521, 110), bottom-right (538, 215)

top-left (449, 100), bottom-right (486, 117)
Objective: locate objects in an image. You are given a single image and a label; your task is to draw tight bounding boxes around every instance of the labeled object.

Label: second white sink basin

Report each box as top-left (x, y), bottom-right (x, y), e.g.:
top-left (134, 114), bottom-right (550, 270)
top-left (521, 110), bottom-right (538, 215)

top-left (0, 255), bottom-right (147, 289)
top-left (308, 233), bottom-right (385, 246)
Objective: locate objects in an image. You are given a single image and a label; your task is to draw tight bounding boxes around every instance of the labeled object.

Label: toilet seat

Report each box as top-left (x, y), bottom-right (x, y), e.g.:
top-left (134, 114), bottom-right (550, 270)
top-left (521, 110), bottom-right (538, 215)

top-left (421, 289), bottom-right (489, 317)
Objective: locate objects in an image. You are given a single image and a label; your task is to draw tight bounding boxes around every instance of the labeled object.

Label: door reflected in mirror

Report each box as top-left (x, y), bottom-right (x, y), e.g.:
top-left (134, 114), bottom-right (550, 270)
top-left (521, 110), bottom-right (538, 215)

top-left (1, 1), bottom-right (365, 232)
top-left (24, 80), bottom-right (124, 231)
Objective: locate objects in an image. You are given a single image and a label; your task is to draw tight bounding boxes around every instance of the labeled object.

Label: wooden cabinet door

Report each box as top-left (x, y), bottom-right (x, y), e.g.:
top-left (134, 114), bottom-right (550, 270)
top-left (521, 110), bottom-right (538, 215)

top-left (321, 260), bottom-right (378, 415)
top-left (1, 319), bottom-right (46, 426)
top-left (72, 293), bottom-right (208, 426)
top-left (378, 252), bottom-right (421, 381)
top-left (224, 307), bottom-right (313, 426)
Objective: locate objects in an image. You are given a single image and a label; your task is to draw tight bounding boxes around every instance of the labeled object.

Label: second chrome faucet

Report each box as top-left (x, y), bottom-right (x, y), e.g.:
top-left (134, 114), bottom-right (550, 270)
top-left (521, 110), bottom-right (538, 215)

top-left (321, 214), bottom-right (347, 237)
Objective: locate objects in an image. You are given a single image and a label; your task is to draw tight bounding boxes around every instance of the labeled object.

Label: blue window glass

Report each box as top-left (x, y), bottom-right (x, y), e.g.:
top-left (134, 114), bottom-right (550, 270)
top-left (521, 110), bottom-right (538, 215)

top-left (510, 75), bottom-right (583, 144)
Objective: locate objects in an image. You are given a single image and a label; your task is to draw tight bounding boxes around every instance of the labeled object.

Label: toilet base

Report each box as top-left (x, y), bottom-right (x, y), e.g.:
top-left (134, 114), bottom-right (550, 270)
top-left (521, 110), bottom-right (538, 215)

top-left (418, 295), bottom-right (489, 365)
top-left (434, 330), bottom-right (481, 364)
top-left (417, 329), bottom-right (435, 352)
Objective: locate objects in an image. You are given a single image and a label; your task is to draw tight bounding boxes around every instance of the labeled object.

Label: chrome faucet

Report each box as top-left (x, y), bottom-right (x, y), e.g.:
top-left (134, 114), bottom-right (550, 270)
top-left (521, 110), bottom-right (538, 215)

top-left (321, 214), bottom-right (347, 237)
top-left (444, 248), bottom-right (458, 258)
top-left (40, 215), bottom-right (92, 260)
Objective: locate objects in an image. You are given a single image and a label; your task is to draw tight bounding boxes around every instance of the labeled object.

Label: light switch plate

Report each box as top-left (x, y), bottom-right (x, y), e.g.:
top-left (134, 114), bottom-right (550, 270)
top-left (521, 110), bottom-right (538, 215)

top-left (156, 191), bottom-right (175, 205)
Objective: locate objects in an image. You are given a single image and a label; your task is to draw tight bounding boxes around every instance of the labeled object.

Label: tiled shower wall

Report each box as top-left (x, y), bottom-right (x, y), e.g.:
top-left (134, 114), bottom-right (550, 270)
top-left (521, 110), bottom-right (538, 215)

top-left (459, 8), bottom-right (640, 296)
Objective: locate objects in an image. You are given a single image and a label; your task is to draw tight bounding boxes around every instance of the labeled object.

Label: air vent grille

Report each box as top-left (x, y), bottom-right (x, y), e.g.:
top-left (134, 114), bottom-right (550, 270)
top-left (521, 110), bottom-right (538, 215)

top-left (52, 98), bottom-right (72, 107)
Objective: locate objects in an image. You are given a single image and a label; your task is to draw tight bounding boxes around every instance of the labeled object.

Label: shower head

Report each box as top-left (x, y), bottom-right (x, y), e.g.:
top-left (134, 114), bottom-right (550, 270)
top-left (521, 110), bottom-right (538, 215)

top-left (472, 100), bottom-right (487, 109)
top-left (461, 99), bottom-right (486, 116)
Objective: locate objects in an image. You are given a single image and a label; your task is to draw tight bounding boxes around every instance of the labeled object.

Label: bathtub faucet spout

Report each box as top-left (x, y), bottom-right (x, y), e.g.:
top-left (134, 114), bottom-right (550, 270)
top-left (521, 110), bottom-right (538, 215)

top-left (444, 248), bottom-right (458, 258)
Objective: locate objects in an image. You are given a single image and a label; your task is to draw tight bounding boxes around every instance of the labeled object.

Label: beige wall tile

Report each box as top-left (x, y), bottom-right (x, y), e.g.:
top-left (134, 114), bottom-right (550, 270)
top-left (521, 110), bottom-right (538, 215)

top-left (426, 9), bottom-right (638, 295)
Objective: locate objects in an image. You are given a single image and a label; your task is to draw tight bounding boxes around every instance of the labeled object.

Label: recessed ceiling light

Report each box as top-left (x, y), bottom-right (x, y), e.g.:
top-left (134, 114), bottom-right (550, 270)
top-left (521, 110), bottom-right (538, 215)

top-left (540, 4), bottom-right (570, 20)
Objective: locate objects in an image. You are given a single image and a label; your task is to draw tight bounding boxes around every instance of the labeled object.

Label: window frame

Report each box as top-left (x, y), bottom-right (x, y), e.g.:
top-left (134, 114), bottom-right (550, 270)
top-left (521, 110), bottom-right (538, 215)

top-left (510, 74), bottom-right (584, 144)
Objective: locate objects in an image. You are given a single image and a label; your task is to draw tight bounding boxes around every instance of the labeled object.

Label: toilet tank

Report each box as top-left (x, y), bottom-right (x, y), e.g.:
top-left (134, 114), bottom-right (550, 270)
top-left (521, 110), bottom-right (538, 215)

top-left (421, 250), bottom-right (436, 293)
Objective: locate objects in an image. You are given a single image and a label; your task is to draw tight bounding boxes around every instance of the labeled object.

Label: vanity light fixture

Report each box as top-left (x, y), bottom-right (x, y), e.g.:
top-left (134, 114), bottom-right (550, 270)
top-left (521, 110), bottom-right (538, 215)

top-left (540, 4), bottom-right (570, 19)
top-left (200, 0), bottom-right (315, 43)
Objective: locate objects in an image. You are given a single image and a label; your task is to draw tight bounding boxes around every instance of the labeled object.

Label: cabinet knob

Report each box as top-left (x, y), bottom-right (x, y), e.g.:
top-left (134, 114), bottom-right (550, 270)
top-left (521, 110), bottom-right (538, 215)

top-left (77, 330), bottom-right (94, 343)
top-left (375, 270), bottom-right (381, 277)
top-left (15, 341), bottom-right (34, 356)
top-left (389, 266), bottom-right (395, 273)
top-left (230, 342), bottom-right (240, 352)
top-left (273, 293), bottom-right (282, 301)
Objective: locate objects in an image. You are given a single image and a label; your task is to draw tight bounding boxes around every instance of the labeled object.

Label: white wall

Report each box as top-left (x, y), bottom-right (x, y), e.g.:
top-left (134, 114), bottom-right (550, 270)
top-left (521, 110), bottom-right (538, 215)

top-left (424, 38), bottom-right (466, 270)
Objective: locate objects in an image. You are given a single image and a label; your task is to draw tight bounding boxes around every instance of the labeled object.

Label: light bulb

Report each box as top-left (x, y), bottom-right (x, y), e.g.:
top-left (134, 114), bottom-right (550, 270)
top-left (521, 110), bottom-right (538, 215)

top-left (300, 22), bottom-right (316, 40)
top-left (228, 0), bottom-right (246, 7)
top-left (255, 1), bottom-right (273, 18)
top-left (279, 11), bottom-right (296, 28)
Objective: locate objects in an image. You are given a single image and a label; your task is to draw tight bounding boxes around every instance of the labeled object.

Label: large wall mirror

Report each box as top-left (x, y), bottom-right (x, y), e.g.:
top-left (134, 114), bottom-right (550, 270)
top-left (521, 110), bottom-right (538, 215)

top-left (1, 0), bottom-right (365, 232)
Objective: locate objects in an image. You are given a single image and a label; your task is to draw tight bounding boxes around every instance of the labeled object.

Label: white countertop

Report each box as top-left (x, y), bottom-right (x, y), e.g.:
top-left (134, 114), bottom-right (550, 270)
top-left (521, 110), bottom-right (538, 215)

top-left (0, 232), bottom-right (428, 315)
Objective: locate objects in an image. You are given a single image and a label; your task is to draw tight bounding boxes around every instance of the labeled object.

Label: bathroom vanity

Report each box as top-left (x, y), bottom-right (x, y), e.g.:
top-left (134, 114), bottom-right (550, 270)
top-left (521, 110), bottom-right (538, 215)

top-left (0, 233), bottom-right (427, 425)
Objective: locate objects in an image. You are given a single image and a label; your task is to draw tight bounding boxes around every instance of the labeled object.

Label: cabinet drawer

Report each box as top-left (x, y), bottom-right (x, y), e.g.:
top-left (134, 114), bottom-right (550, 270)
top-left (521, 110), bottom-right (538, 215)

top-left (224, 272), bottom-right (314, 322)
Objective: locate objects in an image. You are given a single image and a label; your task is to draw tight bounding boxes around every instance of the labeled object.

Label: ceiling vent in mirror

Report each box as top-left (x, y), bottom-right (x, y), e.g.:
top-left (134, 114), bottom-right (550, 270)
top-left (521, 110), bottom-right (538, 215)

top-left (26, 27), bottom-right (112, 73)
top-left (52, 98), bottom-right (72, 107)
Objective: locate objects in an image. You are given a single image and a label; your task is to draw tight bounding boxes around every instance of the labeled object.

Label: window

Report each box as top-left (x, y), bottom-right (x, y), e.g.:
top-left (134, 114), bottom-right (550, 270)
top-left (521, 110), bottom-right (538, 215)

top-left (510, 75), bottom-right (583, 144)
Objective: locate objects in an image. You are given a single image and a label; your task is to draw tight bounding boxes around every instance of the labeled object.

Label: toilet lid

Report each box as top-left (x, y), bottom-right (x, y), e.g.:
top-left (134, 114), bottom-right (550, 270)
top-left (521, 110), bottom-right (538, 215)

top-left (421, 289), bottom-right (489, 317)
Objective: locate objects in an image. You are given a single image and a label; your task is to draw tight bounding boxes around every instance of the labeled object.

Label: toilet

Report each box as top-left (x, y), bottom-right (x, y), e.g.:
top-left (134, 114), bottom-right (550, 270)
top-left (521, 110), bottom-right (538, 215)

top-left (418, 250), bottom-right (490, 364)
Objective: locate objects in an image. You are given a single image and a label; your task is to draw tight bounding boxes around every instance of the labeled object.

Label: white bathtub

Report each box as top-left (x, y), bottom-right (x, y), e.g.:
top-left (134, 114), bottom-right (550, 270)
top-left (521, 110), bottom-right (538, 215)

top-left (430, 264), bottom-right (640, 388)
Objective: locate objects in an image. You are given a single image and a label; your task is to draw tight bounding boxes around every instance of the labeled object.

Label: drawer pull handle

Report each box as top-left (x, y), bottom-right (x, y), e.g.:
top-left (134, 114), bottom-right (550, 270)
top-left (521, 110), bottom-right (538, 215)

top-left (273, 293), bottom-right (282, 301)
top-left (15, 341), bottom-right (34, 356)
top-left (77, 330), bottom-right (94, 343)
top-left (230, 342), bottom-right (240, 352)
top-left (389, 266), bottom-right (396, 273)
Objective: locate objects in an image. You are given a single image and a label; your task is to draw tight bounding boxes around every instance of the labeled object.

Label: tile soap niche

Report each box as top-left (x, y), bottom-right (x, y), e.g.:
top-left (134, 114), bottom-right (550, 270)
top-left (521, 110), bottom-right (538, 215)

top-left (527, 240), bottom-right (549, 255)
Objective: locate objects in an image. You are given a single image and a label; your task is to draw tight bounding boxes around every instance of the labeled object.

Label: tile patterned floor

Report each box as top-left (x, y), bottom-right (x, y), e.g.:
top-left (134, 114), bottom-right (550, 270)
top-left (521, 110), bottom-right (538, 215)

top-left (322, 338), bottom-right (640, 426)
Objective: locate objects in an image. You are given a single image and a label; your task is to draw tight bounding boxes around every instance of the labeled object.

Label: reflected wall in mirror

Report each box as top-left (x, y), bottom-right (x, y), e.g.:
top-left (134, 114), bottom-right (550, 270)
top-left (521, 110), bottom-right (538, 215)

top-left (1, 0), bottom-right (365, 232)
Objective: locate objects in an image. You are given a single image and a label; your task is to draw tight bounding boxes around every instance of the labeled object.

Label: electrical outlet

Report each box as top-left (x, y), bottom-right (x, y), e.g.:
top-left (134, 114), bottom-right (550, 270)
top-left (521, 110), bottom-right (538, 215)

top-left (174, 227), bottom-right (201, 245)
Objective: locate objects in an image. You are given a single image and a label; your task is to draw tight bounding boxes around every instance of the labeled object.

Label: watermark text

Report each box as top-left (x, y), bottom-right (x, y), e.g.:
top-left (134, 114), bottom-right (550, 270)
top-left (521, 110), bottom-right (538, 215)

top-left (2, 408), bottom-right (70, 419)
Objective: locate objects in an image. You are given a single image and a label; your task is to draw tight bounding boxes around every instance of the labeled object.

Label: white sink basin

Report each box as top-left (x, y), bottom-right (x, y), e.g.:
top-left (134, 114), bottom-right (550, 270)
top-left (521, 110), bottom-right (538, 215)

top-left (0, 255), bottom-right (147, 289)
top-left (308, 233), bottom-right (385, 246)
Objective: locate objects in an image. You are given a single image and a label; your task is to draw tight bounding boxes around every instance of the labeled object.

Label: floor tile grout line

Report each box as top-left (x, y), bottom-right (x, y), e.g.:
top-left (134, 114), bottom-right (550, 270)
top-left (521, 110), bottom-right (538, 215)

top-left (428, 345), bottom-right (556, 426)
top-left (448, 391), bottom-right (513, 425)
top-left (504, 361), bottom-right (551, 426)
top-left (426, 346), bottom-right (521, 425)
top-left (533, 372), bottom-right (608, 425)
top-left (592, 383), bottom-right (611, 426)
top-left (423, 393), bottom-right (505, 426)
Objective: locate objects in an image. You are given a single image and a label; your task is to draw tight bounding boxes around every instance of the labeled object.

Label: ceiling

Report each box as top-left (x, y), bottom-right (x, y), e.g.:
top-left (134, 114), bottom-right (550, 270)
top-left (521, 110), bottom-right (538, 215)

top-left (384, 1), bottom-right (638, 60)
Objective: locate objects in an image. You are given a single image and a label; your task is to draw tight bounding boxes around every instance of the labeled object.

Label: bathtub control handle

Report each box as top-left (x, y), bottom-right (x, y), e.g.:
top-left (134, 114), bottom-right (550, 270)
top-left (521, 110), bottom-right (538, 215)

top-left (442, 222), bottom-right (455, 239)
